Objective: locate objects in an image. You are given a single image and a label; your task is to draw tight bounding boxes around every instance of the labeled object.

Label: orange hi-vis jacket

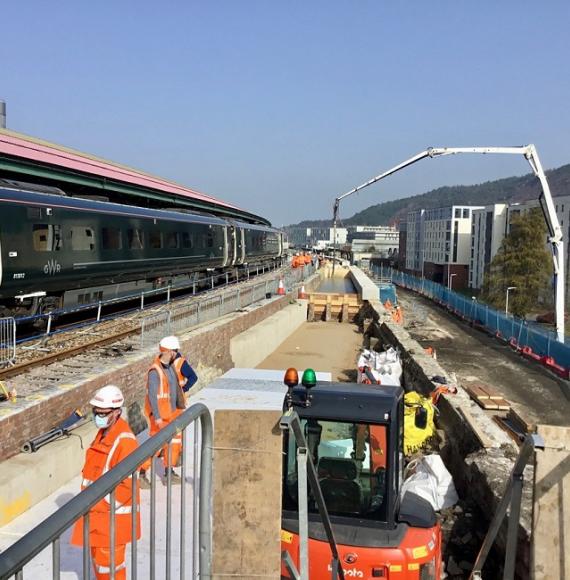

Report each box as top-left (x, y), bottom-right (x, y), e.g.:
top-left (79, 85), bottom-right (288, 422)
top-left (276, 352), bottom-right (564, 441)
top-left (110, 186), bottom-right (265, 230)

top-left (173, 356), bottom-right (188, 389)
top-left (71, 418), bottom-right (141, 548)
top-left (145, 356), bottom-right (178, 422)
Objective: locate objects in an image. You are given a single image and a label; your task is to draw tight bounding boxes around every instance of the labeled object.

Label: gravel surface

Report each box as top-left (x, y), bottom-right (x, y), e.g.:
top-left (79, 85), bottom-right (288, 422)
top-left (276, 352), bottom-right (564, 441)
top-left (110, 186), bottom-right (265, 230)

top-left (398, 288), bottom-right (570, 427)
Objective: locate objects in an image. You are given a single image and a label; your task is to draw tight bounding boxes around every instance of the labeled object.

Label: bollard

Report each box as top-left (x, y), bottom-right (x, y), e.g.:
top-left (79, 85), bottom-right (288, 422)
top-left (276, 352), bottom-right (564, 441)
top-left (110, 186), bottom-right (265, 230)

top-left (167, 286), bottom-right (171, 303)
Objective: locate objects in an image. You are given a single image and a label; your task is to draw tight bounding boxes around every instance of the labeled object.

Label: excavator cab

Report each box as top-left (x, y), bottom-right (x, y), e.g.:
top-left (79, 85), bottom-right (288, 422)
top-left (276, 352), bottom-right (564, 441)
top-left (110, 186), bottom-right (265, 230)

top-left (281, 379), bottom-right (442, 579)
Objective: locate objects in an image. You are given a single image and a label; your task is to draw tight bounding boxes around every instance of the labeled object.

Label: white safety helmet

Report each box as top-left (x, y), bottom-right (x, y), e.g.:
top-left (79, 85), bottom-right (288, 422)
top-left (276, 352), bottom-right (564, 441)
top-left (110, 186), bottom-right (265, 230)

top-left (90, 385), bottom-right (124, 409)
top-left (160, 335), bottom-right (180, 351)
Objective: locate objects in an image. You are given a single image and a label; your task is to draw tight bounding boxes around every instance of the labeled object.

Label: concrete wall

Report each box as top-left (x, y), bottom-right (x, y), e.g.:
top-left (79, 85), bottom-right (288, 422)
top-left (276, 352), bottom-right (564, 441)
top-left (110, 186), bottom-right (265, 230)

top-left (230, 301), bottom-right (308, 368)
top-left (349, 266), bottom-right (380, 301)
top-left (0, 422), bottom-right (97, 526)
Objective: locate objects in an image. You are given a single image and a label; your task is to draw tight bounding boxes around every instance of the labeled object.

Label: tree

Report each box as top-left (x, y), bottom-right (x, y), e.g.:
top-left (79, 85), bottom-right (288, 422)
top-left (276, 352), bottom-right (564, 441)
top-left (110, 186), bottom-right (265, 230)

top-left (481, 208), bottom-right (551, 317)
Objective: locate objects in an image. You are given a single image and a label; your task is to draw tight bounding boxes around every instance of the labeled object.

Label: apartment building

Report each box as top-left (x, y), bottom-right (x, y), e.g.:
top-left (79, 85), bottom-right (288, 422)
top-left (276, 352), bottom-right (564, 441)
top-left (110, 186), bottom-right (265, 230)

top-left (469, 204), bottom-right (508, 289)
top-left (405, 205), bottom-right (483, 288)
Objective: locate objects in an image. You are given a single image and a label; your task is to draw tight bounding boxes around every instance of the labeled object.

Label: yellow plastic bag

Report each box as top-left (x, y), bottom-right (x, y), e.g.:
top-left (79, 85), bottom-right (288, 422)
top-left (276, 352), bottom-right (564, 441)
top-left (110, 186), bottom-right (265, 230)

top-left (403, 391), bottom-right (435, 455)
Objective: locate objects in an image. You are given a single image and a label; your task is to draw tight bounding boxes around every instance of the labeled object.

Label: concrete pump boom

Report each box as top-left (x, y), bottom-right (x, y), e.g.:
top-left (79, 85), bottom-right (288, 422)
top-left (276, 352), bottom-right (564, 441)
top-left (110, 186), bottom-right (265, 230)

top-left (332, 145), bottom-right (565, 342)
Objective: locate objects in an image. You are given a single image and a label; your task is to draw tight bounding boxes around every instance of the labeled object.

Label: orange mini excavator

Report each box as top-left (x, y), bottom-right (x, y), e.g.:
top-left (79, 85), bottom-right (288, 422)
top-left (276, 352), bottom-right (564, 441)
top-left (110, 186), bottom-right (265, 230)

top-left (280, 370), bottom-right (442, 579)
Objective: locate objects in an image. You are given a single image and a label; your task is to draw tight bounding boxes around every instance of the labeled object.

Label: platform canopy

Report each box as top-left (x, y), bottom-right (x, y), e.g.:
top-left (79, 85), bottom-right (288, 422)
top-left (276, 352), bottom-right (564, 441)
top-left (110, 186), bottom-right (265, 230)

top-left (0, 128), bottom-right (270, 225)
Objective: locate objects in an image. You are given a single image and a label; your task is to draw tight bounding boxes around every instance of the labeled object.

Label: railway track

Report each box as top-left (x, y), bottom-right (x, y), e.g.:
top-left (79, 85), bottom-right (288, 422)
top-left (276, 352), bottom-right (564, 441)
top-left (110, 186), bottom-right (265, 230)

top-left (0, 265), bottom-right (296, 392)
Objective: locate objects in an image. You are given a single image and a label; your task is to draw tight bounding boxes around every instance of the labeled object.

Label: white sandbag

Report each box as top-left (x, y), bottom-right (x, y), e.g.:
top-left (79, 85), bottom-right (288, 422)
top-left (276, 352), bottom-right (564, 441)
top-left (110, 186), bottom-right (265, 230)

top-left (400, 454), bottom-right (458, 511)
top-left (357, 348), bottom-right (403, 385)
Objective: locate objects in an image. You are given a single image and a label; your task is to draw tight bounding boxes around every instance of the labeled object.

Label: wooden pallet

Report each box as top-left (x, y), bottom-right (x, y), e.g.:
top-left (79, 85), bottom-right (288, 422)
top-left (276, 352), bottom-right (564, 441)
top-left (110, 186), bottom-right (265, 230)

top-left (465, 383), bottom-right (511, 411)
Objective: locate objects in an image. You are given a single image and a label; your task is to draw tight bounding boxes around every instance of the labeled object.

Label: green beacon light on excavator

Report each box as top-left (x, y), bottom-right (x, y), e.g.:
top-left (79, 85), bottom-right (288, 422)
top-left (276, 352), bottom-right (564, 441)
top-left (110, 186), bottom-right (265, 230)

top-left (301, 368), bottom-right (317, 389)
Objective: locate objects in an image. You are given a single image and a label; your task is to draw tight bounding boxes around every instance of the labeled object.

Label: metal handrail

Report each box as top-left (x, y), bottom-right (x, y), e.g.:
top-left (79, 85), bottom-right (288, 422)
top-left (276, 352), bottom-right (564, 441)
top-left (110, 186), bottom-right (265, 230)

top-left (280, 410), bottom-right (345, 580)
top-left (470, 433), bottom-right (544, 580)
top-left (0, 403), bottom-right (213, 580)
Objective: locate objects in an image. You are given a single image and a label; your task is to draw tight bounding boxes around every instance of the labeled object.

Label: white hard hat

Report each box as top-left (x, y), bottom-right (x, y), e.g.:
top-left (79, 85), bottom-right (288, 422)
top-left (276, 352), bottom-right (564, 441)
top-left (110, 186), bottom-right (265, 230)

top-left (90, 385), bottom-right (124, 409)
top-left (160, 335), bottom-right (180, 351)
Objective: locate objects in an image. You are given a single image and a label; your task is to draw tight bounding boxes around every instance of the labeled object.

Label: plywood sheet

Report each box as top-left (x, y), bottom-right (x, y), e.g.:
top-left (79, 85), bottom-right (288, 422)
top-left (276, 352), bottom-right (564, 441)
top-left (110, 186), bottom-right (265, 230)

top-left (532, 425), bottom-right (570, 579)
top-left (212, 409), bottom-right (283, 580)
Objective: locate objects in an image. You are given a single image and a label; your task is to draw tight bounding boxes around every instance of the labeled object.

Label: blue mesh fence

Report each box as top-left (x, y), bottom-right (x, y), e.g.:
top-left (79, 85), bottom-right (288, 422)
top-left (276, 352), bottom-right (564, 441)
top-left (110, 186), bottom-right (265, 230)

top-left (378, 283), bottom-right (398, 306)
top-left (369, 265), bottom-right (570, 370)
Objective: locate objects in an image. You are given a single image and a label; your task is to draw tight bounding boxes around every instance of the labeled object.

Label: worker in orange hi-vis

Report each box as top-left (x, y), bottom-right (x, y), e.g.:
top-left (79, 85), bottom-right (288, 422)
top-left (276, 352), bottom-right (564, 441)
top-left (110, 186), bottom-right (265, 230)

top-left (139, 336), bottom-right (186, 487)
top-left (392, 305), bottom-right (403, 325)
top-left (71, 385), bottom-right (141, 580)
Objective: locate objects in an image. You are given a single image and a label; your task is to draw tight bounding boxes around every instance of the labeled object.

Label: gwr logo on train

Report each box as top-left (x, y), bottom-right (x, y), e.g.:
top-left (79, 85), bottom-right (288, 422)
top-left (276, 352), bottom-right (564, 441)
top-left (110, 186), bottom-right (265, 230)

top-left (43, 259), bottom-right (61, 275)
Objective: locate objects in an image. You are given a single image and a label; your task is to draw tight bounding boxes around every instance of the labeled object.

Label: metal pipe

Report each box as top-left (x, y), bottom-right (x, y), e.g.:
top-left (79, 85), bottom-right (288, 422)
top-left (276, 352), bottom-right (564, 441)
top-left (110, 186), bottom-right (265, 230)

top-left (150, 457), bottom-right (156, 579)
top-left (199, 412), bottom-right (213, 579)
top-left (97, 301), bottom-right (102, 322)
top-left (52, 537), bottom-right (60, 580)
top-left (193, 420), bottom-right (199, 579)
top-left (110, 489), bottom-right (116, 580)
top-left (180, 428), bottom-right (187, 580)
top-left (297, 448), bottom-right (309, 579)
top-left (82, 512), bottom-right (90, 577)
top-left (131, 472), bottom-right (138, 580)
top-left (166, 444), bottom-right (172, 580)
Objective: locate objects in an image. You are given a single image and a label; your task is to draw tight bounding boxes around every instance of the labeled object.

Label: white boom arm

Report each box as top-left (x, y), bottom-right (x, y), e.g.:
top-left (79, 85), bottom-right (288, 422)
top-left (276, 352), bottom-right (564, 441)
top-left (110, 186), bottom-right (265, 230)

top-left (332, 145), bottom-right (564, 342)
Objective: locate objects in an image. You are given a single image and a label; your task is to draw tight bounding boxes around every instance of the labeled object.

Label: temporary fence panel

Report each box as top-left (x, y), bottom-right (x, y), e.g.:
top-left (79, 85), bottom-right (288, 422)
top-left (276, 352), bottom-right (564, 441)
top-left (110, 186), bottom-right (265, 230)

top-left (0, 317), bottom-right (16, 366)
top-left (140, 311), bottom-right (171, 349)
top-left (0, 403), bottom-right (214, 580)
top-left (170, 303), bottom-right (199, 336)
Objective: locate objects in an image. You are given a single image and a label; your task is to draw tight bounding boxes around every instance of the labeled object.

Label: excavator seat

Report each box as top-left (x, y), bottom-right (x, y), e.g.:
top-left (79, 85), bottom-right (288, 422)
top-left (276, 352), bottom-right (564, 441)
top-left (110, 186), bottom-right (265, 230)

top-left (317, 458), bottom-right (362, 514)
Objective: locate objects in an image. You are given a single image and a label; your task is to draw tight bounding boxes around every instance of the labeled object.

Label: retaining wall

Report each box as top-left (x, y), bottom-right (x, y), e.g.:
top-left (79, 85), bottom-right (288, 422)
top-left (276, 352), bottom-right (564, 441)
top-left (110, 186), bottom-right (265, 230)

top-left (363, 299), bottom-right (531, 578)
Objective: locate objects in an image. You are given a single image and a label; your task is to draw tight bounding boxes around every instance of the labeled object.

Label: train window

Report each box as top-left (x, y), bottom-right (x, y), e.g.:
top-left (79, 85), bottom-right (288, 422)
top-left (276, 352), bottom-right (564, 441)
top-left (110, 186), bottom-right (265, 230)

top-left (165, 232), bottom-right (179, 249)
top-left (102, 228), bottom-right (123, 250)
top-left (128, 229), bottom-right (144, 250)
top-left (206, 231), bottom-right (214, 248)
top-left (27, 207), bottom-right (42, 219)
top-left (71, 227), bottom-right (95, 251)
top-left (33, 224), bottom-right (63, 252)
top-left (182, 232), bottom-right (194, 249)
top-left (149, 231), bottom-right (163, 249)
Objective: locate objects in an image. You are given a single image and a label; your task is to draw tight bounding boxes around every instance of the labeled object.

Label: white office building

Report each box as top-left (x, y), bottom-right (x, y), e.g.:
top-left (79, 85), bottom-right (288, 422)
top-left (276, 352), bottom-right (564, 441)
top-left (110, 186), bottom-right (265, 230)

top-left (469, 204), bottom-right (508, 289)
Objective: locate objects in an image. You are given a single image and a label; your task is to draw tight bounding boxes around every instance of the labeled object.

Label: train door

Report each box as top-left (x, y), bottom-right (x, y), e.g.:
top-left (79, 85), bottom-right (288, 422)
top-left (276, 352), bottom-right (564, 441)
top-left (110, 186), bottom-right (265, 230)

top-left (224, 221), bottom-right (238, 266)
top-left (238, 227), bottom-right (246, 265)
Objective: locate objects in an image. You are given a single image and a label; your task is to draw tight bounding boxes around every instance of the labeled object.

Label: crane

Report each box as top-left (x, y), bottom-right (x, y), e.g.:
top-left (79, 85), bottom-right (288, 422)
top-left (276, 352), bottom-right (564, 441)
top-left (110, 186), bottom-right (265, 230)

top-left (332, 145), bottom-right (565, 342)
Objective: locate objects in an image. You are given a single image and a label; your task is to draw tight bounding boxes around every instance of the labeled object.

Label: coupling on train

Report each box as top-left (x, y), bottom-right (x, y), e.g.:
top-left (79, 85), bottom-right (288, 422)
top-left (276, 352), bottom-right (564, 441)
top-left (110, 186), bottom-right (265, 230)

top-left (0, 180), bottom-right (284, 317)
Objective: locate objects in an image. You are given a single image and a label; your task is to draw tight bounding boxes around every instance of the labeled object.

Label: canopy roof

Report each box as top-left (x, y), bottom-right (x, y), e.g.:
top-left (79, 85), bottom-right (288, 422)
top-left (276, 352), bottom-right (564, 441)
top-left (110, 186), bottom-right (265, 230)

top-left (0, 128), bottom-right (270, 225)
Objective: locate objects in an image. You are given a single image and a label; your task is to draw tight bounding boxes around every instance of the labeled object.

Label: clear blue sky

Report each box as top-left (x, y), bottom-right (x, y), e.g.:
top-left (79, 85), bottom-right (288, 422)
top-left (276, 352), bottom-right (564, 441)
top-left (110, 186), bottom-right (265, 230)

top-left (2, 1), bottom-right (569, 226)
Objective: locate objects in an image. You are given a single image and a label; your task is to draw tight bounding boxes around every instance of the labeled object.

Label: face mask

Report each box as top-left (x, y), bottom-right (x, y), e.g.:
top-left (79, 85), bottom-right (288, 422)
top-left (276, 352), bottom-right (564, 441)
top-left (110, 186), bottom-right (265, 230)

top-left (94, 414), bottom-right (112, 429)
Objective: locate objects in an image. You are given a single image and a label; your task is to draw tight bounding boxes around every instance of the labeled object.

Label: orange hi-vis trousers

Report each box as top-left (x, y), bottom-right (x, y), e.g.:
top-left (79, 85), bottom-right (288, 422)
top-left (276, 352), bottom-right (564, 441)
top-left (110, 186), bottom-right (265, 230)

top-left (91, 545), bottom-right (126, 580)
top-left (140, 410), bottom-right (183, 472)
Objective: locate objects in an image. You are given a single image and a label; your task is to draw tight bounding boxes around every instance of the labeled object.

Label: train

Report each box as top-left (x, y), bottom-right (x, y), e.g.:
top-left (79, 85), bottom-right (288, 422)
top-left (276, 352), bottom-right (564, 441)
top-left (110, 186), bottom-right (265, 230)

top-left (0, 180), bottom-right (284, 317)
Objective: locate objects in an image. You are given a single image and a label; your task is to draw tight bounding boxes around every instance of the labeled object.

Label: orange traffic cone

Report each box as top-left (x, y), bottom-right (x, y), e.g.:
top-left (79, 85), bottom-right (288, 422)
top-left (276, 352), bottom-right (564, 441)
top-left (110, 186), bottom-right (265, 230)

top-left (277, 277), bottom-right (286, 295)
top-left (298, 285), bottom-right (307, 299)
